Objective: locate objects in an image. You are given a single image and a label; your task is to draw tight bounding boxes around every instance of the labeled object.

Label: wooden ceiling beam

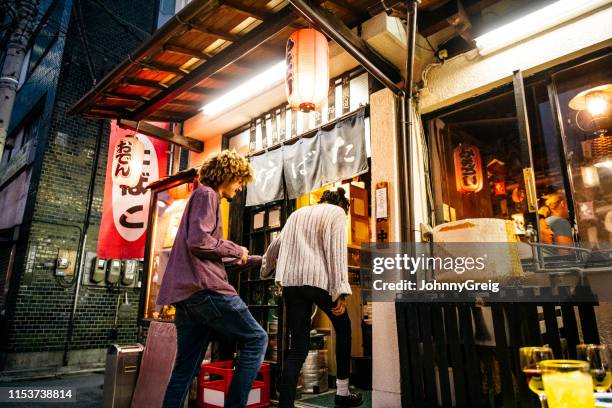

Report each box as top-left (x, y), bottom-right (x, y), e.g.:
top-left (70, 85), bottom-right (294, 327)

top-left (418, 0), bottom-right (473, 41)
top-left (167, 99), bottom-right (203, 108)
top-left (323, 0), bottom-right (368, 21)
top-left (121, 77), bottom-right (169, 90)
top-left (138, 60), bottom-right (190, 75)
top-left (220, 0), bottom-right (273, 20)
top-left (164, 44), bottom-right (213, 60)
top-left (87, 106), bottom-right (133, 118)
top-left (117, 119), bottom-right (204, 152)
top-left (103, 92), bottom-right (150, 102)
top-left (188, 24), bottom-right (240, 42)
top-left (188, 87), bottom-right (213, 95)
top-left (130, 6), bottom-right (296, 121)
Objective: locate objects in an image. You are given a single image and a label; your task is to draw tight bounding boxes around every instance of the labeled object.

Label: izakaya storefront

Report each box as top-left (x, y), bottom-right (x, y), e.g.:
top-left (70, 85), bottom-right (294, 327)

top-left (142, 67), bottom-right (376, 400)
top-left (68, 0), bottom-right (412, 402)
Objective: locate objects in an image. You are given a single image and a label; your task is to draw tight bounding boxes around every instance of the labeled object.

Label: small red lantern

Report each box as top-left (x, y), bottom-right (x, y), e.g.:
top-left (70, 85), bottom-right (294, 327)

top-left (453, 144), bottom-right (483, 193)
top-left (494, 181), bottom-right (506, 196)
top-left (111, 134), bottom-right (145, 188)
top-left (285, 28), bottom-right (329, 112)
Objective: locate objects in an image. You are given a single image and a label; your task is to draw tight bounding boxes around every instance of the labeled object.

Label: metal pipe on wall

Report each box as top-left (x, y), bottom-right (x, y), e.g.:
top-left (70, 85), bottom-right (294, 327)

top-left (399, 0), bottom-right (419, 243)
top-left (396, 3), bottom-right (419, 407)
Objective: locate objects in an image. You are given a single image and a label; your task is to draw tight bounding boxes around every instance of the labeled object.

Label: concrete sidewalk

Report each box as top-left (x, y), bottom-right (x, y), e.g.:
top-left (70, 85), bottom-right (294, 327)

top-left (0, 373), bottom-right (104, 407)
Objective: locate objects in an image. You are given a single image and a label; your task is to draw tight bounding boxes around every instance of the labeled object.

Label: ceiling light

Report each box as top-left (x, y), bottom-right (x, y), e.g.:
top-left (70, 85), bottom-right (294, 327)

top-left (202, 61), bottom-right (286, 117)
top-left (586, 93), bottom-right (608, 116)
top-left (474, 0), bottom-right (610, 56)
top-left (569, 84), bottom-right (612, 115)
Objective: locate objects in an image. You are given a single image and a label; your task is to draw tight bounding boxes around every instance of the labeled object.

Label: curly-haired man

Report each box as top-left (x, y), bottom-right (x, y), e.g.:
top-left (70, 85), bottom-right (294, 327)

top-left (158, 150), bottom-right (267, 408)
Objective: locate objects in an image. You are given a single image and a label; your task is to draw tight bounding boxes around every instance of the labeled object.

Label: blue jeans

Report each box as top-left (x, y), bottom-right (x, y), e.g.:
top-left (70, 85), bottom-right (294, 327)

top-left (162, 291), bottom-right (268, 408)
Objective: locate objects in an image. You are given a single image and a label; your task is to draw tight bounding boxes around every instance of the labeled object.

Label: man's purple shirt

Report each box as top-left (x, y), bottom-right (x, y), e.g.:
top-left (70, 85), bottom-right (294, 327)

top-left (156, 184), bottom-right (243, 305)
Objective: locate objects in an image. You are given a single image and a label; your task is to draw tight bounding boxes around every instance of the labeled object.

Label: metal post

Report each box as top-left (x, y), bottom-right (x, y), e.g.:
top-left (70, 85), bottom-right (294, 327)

top-left (399, 0), bottom-right (418, 243)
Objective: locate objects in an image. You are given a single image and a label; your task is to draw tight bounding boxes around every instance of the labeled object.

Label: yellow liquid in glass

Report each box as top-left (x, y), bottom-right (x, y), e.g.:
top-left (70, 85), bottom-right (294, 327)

top-left (542, 371), bottom-right (595, 408)
top-left (528, 377), bottom-right (545, 395)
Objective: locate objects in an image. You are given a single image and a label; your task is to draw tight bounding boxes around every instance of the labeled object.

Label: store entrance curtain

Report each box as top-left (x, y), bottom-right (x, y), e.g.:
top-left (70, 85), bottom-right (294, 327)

top-left (319, 109), bottom-right (367, 184)
top-left (282, 135), bottom-right (322, 199)
top-left (246, 147), bottom-right (285, 206)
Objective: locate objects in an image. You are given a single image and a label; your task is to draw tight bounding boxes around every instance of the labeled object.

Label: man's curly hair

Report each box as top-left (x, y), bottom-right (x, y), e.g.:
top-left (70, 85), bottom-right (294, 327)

top-left (198, 150), bottom-right (253, 189)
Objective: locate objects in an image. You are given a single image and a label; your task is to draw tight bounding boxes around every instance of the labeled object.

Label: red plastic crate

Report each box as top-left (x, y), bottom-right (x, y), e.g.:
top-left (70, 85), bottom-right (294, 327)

top-left (197, 361), bottom-right (270, 408)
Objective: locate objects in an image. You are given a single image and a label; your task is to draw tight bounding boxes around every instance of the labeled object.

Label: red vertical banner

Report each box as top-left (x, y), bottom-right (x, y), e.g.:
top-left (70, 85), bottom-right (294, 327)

top-left (97, 121), bottom-right (169, 259)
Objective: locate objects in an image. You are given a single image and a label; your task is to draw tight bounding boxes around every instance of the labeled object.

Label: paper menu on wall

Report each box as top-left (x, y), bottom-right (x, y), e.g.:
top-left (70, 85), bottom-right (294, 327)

top-left (375, 187), bottom-right (387, 219)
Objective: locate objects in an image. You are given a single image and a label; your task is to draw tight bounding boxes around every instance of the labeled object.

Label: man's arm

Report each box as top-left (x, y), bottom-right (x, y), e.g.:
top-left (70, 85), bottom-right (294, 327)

top-left (186, 188), bottom-right (243, 260)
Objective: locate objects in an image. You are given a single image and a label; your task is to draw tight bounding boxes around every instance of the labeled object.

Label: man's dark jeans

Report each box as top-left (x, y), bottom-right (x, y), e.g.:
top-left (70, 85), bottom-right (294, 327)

top-left (278, 286), bottom-right (352, 408)
top-left (162, 291), bottom-right (268, 408)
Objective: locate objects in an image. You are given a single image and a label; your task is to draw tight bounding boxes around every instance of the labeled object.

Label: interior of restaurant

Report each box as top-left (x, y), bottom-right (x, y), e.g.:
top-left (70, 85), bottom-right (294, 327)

top-left (427, 52), bottom-right (612, 260)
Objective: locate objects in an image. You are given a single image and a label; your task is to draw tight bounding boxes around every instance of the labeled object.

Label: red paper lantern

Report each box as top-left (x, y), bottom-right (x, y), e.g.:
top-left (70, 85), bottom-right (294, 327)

top-left (111, 134), bottom-right (145, 188)
top-left (453, 144), bottom-right (483, 193)
top-left (285, 28), bottom-right (329, 112)
top-left (494, 181), bottom-right (506, 196)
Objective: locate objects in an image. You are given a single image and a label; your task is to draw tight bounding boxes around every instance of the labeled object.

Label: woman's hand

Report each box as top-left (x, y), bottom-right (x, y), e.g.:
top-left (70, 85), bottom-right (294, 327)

top-left (332, 295), bottom-right (348, 316)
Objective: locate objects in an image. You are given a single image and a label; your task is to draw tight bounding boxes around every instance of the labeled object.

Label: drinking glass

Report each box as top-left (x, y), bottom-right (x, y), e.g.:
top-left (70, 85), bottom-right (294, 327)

top-left (576, 344), bottom-right (612, 393)
top-left (541, 360), bottom-right (595, 408)
top-left (520, 346), bottom-right (554, 407)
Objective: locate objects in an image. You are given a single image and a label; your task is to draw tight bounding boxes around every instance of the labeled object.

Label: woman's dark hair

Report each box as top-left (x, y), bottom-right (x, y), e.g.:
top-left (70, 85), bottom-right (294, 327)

top-left (319, 187), bottom-right (350, 213)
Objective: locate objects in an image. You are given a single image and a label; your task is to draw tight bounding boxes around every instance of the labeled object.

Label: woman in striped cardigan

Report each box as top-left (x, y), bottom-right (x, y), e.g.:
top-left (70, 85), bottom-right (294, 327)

top-left (261, 188), bottom-right (363, 408)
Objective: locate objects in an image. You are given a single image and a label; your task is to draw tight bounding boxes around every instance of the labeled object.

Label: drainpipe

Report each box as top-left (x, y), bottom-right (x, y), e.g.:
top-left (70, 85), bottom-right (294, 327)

top-left (399, 0), bottom-right (418, 243)
top-left (396, 3), bottom-right (418, 406)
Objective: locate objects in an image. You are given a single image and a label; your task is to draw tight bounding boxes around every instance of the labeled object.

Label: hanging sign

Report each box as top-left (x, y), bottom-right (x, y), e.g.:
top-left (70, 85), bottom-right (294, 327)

top-left (319, 109), bottom-right (367, 185)
top-left (111, 135), bottom-right (145, 188)
top-left (246, 148), bottom-right (285, 206)
top-left (282, 135), bottom-right (322, 199)
top-left (453, 144), bottom-right (483, 193)
top-left (98, 121), bottom-right (169, 259)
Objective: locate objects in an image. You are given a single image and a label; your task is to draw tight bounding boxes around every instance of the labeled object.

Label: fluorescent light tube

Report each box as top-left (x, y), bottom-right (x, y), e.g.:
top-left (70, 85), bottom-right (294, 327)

top-left (201, 61), bottom-right (286, 117)
top-left (475, 0), bottom-right (611, 56)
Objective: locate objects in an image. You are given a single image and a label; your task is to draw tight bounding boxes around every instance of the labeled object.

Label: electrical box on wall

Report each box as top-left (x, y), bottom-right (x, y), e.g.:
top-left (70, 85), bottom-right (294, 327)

top-left (89, 258), bottom-right (143, 287)
top-left (106, 259), bottom-right (122, 284)
top-left (55, 249), bottom-right (77, 277)
top-left (92, 258), bottom-right (107, 283)
top-left (122, 260), bottom-right (138, 286)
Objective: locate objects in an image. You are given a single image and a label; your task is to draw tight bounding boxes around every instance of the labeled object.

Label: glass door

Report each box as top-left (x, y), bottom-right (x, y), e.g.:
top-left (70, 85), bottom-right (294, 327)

top-left (549, 53), bottom-right (612, 250)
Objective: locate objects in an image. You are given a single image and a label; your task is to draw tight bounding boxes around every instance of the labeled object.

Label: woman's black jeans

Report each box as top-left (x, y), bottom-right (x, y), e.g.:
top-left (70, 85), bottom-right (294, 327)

top-left (278, 286), bottom-right (352, 408)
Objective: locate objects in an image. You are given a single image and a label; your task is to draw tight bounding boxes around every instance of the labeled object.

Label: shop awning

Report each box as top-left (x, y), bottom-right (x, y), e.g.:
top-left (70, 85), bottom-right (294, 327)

top-left (68, 0), bottom-right (471, 123)
top-left (68, 0), bottom-right (404, 123)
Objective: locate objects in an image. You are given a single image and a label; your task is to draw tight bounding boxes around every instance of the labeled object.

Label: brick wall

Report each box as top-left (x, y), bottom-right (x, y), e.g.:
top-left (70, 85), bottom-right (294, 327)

top-left (2, 0), bottom-right (158, 369)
